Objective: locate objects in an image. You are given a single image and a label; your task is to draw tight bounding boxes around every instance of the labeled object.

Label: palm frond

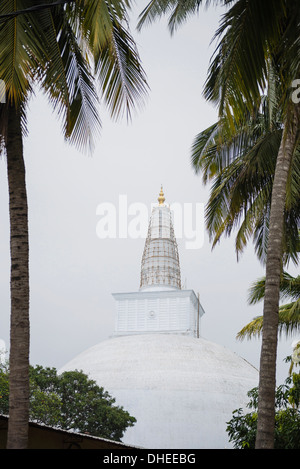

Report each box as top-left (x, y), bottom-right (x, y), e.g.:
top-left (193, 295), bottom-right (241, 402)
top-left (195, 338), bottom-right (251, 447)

top-left (190, 86), bottom-right (300, 265)
top-left (191, 122), bottom-right (220, 181)
top-left (0, 0), bottom-right (147, 151)
top-left (55, 9), bottom-right (101, 152)
top-left (75, 0), bottom-right (120, 50)
top-left (137, 0), bottom-right (225, 33)
top-left (237, 299), bottom-right (300, 341)
top-left (237, 316), bottom-right (263, 340)
top-left (248, 272), bottom-right (300, 305)
top-left (0, 2), bottom-right (36, 106)
top-left (204, 0), bottom-right (287, 119)
top-left (95, 16), bottom-right (148, 121)
top-left (27, 4), bottom-right (100, 153)
top-left (71, 0), bottom-right (148, 121)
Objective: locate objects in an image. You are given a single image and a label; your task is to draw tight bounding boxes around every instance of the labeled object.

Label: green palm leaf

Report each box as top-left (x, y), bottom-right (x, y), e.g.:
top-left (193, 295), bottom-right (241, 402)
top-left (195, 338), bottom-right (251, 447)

top-left (137, 0), bottom-right (223, 34)
top-left (237, 273), bottom-right (300, 340)
top-left (204, 0), bottom-right (286, 119)
top-left (51, 6), bottom-right (100, 152)
top-left (77, 0), bottom-right (148, 121)
top-left (237, 300), bottom-right (300, 340)
top-left (96, 18), bottom-right (148, 120)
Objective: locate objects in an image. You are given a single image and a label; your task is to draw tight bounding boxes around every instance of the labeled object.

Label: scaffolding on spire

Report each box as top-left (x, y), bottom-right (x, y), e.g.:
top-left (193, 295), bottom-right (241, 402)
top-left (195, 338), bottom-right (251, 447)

top-left (140, 188), bottom-right (181, 290)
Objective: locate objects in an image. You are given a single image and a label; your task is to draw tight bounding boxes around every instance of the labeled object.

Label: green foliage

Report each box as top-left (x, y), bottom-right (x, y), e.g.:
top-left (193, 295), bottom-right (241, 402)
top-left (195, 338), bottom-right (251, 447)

top-left (0, 363), bottom-right (136, 441)
top-left (190, 91), bottom-right (300, 266)
top-left (137, 0), bottom-right (214, 35)
top-left (0, 1), bottom-right (148, 152)
top-left (0, 361), bottom-right (9, 415)
top-left (227, 371), bottom-right (300, 449)
top-left (237, 273), bottom-right (300, 340)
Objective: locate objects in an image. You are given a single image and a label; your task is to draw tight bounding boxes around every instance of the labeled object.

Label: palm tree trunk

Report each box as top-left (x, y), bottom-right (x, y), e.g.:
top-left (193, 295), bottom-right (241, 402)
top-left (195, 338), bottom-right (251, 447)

top-left (5, 103), bottom-right (30, 449)
top-left (255, 104), bottom-right (300, 449)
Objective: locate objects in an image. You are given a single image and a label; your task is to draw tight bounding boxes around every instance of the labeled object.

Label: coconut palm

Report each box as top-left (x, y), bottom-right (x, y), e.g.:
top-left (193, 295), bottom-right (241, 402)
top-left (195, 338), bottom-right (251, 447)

top-left (0, 0), bottom-right (147, 449)
top-left (197, 2), bottom-right (300, 449)
top-left (137, 0), bottom-right (300, 448)
top-left (191, 94), bottom-right (300, 266)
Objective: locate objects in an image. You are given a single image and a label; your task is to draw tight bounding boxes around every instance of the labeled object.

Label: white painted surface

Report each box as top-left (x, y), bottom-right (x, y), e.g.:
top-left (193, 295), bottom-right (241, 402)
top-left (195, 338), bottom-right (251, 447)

top-left (60, 192), bottom-right (258, 449)
top-left (60, 333), bottom-right (258, 449)
top-left (112, 289), bottom-right (204, 337)
top-left (140, 203), bottom-right (181, 290)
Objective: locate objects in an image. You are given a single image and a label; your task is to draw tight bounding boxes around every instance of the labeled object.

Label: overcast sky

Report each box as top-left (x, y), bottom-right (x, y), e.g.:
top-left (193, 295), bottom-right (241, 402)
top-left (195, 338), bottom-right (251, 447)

top-left (0, 2), bottom-right (298, 385)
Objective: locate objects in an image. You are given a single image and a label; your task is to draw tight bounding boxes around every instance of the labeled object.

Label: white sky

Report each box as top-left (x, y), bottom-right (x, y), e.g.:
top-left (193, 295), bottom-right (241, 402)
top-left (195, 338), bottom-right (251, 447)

top-left (0, 2), bottom-right (298, 385)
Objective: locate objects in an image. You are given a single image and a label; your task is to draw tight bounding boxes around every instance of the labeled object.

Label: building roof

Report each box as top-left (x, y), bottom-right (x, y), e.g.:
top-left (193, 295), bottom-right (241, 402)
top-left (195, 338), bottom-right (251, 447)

top-left (0, 414), bottom-right (138, 450)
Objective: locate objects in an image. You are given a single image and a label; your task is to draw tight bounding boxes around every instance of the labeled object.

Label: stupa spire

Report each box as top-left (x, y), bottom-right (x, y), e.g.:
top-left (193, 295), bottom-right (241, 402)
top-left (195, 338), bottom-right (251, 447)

top-left (140, 188), bottom-right (181, 290)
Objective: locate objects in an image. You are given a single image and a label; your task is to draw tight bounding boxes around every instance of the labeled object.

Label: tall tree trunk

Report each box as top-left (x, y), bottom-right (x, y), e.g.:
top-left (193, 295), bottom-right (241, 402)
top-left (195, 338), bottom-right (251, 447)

top-left (5, 103), bottom-right (30, 449)
top-left (255, 104), bottom-right (300, 449)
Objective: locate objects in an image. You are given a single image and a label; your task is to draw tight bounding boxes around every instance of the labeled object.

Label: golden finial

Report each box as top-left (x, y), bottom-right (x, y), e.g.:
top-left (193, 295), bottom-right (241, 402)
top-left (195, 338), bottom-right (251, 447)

top-left (158, 185), bottom-right (165, 205)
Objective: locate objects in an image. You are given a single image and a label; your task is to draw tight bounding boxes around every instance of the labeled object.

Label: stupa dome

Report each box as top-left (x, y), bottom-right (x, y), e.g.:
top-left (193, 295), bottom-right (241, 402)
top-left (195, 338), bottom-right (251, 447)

top-left (60, 189), bottom-right (258, 448)
top-left (60, 333), bottom-right (258, 449)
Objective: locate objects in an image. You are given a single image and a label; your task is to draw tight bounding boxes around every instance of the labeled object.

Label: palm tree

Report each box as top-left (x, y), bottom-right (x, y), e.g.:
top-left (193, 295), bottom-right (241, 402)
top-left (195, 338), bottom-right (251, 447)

top-left (0, 0), bottom-right (147, 449)
top-left (202, 2), bottom-right (300, 449)
top-left (191, 94), bottom-right (300, 267)
top-left (137, 0), bottom-right (300, 448)
top-left (237, 272), bottom-right (300, 340)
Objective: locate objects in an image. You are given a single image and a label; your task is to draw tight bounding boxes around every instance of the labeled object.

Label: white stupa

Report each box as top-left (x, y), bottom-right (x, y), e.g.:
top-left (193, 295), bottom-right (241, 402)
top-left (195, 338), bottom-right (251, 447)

top-left (60, 188), bottom-right (258, 449)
